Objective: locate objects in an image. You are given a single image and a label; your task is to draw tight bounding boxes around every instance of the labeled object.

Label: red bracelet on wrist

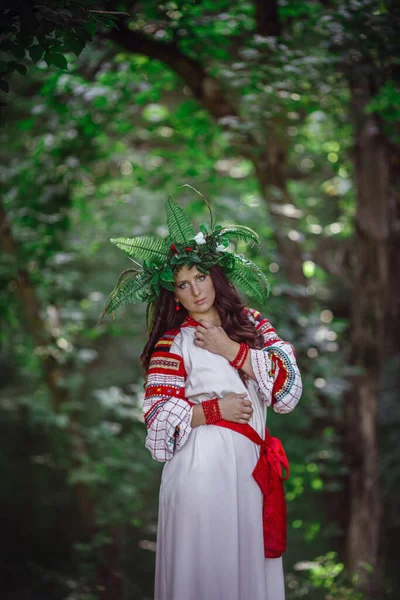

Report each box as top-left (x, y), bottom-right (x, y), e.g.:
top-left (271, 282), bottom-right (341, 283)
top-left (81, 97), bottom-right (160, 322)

top-left (229, 342), bottom-right (250, 370)
top-left (202, 397), bottom-right (222, 424)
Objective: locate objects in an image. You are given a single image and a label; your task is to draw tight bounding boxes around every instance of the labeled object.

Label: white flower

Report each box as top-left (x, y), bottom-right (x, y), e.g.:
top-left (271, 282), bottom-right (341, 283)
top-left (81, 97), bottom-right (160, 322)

top-left (216, 244), bottom-right (228, 253)
top-left (194, 231), bottom-right (207, 245)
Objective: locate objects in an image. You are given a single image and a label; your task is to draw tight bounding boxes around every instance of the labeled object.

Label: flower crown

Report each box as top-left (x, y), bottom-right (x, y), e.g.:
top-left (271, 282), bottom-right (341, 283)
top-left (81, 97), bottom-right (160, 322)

top-left (97, 186), bottom-right (270, 329)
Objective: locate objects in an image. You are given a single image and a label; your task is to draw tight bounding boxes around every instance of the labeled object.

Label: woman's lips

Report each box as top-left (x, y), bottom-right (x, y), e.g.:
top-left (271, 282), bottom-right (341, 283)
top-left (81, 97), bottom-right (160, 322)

top-left (195, 298), bottom-right (206, 305)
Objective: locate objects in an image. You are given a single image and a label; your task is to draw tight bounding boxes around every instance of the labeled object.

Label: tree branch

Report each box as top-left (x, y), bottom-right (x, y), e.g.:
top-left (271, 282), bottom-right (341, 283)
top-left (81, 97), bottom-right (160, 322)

top-left (103, 24), bottom-right (238, 120)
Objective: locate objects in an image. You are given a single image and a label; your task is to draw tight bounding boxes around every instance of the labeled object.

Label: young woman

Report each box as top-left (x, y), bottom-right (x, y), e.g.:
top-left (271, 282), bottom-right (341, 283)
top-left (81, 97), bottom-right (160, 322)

top-left (140, 263), bottom-right (302, 600)
top-left (99, 193), bottom-right (302, 600)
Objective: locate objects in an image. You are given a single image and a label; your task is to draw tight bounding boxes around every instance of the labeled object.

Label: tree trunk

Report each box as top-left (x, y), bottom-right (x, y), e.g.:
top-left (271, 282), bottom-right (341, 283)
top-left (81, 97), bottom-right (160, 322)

top-left (343, 76), bottom-right (390, 598)
top-left (253, 142), bottom-right (312, 311)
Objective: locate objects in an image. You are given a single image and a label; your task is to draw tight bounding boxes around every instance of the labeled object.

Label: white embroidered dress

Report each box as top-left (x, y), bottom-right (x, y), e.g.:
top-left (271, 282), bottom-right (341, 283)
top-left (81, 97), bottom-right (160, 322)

top-left (143, 308), bottom-right (302, 600)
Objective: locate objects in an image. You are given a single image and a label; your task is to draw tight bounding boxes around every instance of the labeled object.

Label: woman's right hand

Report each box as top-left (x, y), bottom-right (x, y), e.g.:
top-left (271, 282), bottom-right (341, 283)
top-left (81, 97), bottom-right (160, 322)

top-left (219, 392), bottom-right (253, 424)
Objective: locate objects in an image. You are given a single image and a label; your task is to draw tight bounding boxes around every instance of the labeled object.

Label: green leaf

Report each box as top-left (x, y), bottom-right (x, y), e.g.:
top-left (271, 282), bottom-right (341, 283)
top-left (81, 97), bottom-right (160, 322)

top-left (84, 21), bottom-right (98, 36)
top-left (165, 195), bottom-right (196, 244)
top-left (29, 44), bottom-right (44, 63)
top-left (110, 236), bottom-right (170, 265)
top-left (217, 225), bottom-right (259, 247)
top-left (160, 280), bottom-right (176, 292)
top-left (9, 43), bottom-right (25, 60)
top-left (227, 255), bottom-right (270, 303)
top-left (101, 271), bottom-right (152, 317)
top-left (49, 53), bottom-right (68, 69)
top-left (160, 264), bottom-right (174, 282)
top-left (197, 264), bottom-right (210, 274)
top-left (14, 63), bottom-right (27, 75)
top-left (62, 33), bottom-right (85, 56)
top-left (97, 268), bottom-right (150, 324)
top-left (74, 26), bottom-right (93, 43)
top-left (199, 221), bottom-right (210, 235)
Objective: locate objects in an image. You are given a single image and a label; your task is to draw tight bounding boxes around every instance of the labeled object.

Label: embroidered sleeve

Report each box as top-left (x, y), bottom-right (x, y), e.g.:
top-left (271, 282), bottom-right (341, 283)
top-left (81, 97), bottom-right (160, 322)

top-left (143, 339), bottom-right (194, 462)
top-left (244, 307), bottom-right (302, 414)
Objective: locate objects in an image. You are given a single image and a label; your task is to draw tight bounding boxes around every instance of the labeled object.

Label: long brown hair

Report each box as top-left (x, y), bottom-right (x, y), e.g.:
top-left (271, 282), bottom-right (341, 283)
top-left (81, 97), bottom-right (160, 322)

top-left (140, 265), bottom-right (264, 377)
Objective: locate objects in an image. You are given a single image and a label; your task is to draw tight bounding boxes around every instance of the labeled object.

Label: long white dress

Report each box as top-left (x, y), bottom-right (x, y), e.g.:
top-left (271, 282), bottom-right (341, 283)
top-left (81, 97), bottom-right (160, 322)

top-left (143, 309), bottom-right (302, 600)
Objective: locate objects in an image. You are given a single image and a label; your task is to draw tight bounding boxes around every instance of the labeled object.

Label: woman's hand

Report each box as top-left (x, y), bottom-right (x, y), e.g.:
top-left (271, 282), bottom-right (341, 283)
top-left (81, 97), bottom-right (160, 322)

top-left (219, 392), bottom-right (253, 424)
top-left (194, 319), bottom-right (239, 359)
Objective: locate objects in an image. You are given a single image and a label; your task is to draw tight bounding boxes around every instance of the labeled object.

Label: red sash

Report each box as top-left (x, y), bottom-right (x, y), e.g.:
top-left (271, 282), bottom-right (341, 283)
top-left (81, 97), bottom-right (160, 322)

top-left (215, 420), bottom-right (290, 559)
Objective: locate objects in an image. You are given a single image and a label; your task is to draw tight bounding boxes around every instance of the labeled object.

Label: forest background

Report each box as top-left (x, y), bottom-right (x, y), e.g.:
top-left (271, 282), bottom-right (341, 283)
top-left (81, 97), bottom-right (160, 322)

top-left (1, 1), bottom-right (399, 599)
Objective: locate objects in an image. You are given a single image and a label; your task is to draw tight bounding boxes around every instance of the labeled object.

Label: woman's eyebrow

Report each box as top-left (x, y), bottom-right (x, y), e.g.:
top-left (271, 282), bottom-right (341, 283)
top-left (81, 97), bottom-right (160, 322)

top-left (176, 275), bottom-right (201, 284)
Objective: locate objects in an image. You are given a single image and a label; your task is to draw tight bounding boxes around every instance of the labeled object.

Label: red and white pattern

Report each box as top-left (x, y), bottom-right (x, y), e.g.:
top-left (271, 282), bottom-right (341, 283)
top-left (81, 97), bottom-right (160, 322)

top-left (144, 340), bottom-right (194, 462)
top-left (244, 307), bottom-right (302, 413)
top-left (144, 308), bottom-right (302, 461)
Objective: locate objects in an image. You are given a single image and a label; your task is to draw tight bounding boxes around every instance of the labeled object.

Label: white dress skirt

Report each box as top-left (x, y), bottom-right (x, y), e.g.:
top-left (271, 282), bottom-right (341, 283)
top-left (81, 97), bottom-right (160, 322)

top-left (152, 324), bottom-right (287, 600)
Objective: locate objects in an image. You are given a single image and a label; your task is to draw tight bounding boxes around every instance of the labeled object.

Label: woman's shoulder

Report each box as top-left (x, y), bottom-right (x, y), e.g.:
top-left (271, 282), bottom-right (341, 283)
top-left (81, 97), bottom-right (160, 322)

top-left (243, 306), bottom-right (268, 326)
top-left (148, 327), bottom-right (186, 374)
top-left (152, 326), bottom-right (184, 354)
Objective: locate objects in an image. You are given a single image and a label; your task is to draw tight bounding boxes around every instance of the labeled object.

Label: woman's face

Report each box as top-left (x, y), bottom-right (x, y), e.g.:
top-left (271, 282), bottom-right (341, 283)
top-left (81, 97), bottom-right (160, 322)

top-left (174, 265), bottom-right (216, 314)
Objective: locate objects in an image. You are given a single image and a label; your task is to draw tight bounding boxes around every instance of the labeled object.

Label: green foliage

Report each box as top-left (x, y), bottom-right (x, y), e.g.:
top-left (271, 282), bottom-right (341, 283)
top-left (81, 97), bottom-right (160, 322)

top-left (219, 225), bottom-right (260, 247)
top-left (1, 0), bottom-right (399, 598)
top-left (110, 236), bottom-right (171, 265)
top-left (226, 254), bottom-right (271, 304)
top-left (165, 195), bottom-right (196, 244)
top-left (286, 551), bottom-right (366, 599)
top-left (0, 0), bottom-right (122, 98)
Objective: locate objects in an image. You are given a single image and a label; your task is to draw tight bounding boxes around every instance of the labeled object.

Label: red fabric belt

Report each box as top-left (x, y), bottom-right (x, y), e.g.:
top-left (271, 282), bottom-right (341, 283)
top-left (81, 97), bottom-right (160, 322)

top-left (214, 420), bottom-right (290, 559)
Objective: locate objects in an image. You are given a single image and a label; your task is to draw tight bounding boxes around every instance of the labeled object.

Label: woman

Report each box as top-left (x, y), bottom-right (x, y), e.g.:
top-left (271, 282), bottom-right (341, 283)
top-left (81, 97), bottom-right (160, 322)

top-left (98, 191), bottom-right (302, 600)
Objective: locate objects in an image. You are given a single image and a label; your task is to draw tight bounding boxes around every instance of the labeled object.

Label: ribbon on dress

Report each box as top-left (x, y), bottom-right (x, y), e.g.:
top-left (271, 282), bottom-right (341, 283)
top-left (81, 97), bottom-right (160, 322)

top-left (214, 420), bottom-right (290, 559)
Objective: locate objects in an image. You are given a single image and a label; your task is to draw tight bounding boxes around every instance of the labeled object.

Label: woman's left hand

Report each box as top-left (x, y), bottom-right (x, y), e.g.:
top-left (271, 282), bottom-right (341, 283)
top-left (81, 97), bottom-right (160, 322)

top-left (194, 319), bottom-right (238, 359)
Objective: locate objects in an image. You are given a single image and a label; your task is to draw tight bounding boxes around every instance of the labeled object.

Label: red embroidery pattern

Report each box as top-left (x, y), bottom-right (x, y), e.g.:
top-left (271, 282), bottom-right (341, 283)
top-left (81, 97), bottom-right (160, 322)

top-left (143, 332), bottom-right (194, 462)
top-left (244, 307), bottom-right (302, 413)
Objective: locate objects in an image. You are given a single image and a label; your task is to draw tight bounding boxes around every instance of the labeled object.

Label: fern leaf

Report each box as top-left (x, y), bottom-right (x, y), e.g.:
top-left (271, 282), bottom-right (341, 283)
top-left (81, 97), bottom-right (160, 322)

top-left (236, 254), bottom-right (271, 298)
top-left (110, 236), bottom-right (170, 265)
top-left (227, 255), bottom-right (270, 303)
top-left (96, 270), bottom-right (151, 324)
top-left (165, 195), bottom-right (196, 244)
top-left (218, 225), bottom-right (259, 246)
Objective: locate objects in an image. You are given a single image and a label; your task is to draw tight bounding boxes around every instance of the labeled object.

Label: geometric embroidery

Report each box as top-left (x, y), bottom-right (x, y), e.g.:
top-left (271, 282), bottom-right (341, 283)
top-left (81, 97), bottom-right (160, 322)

top-left (149, 355), bottom-right (181, 371)
top-left (143, 327), bottom-right (194, 462)
top-left (244, 306), bottom-right (302, 412)
top-left (144, 307), bottom-right (301, 461)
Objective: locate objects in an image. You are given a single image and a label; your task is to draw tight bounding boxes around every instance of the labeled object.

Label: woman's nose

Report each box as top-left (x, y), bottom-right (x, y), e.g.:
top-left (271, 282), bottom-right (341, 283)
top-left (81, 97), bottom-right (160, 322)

top-left (191, 283), bottom-right (200, 296)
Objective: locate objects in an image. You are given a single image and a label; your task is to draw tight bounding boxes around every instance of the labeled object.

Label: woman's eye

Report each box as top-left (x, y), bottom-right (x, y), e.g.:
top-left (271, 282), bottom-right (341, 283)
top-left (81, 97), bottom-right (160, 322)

top-left (177, 275), bottom-right (205, 289)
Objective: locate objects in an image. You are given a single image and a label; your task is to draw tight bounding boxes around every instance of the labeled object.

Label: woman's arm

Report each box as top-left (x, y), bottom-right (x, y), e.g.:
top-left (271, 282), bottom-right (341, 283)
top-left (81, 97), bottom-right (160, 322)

top-left (244, 308), bottom-right (302, 414)
top-left (222, 340), bottom-right (256, 380)
top-left (194, 310), bottom-right (302, 414)
top-left (191, 404), bottom-right (207, 427)
top-left (143, 348), bottom-right (194, 462)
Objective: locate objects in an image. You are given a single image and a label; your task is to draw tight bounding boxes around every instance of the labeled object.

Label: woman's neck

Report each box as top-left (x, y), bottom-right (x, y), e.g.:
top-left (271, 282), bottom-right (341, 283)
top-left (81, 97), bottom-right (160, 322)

top-left (188, 306), bottom-right (221, 327)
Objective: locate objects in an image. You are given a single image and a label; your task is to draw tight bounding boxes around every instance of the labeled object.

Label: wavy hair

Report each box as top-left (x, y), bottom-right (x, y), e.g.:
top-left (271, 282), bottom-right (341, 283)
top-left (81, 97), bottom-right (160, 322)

top-left (140, 265), bottom-right (264, 379)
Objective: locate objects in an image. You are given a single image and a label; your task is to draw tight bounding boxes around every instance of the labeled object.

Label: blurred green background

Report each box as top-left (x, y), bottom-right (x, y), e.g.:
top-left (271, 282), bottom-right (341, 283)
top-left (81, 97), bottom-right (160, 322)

top-left (1, 1), bottom-right (399, 599)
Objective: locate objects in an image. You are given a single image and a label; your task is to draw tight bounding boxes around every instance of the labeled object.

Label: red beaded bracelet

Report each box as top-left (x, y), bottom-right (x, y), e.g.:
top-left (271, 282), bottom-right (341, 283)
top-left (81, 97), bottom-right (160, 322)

top-left (230, 342), bottom-right (250, 370)
top-left (237, 345), bottom-right (249, 369)
top-left (202, 397), bottom-right (222, 424)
